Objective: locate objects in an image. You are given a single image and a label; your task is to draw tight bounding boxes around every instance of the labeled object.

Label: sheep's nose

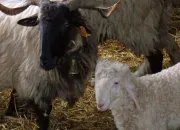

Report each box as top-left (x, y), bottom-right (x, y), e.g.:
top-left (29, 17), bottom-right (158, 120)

top-left (40, 56), bottom-right (56, 71)
top-left (97, 103), bottom-right (104, 108)
top-left (40, 59), bottom-right (49, 65)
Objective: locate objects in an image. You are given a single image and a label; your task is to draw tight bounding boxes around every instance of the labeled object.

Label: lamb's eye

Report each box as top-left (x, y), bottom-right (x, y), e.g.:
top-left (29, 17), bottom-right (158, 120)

top-left (114, 82), bottom-right (119, 85)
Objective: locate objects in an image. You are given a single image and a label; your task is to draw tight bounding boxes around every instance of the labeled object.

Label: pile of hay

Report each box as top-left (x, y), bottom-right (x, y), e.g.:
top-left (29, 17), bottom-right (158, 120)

top-left (0, 8), bottom-right (180, 130)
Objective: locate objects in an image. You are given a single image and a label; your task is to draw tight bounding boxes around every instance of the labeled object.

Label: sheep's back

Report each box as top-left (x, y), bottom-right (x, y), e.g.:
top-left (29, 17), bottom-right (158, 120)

top-left (136, 63), bottom-right (180, 120)
top-left (80, 0), bottom-right (171, 55)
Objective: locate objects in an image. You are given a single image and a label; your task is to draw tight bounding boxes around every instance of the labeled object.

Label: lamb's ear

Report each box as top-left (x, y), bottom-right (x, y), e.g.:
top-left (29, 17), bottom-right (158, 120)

top-left (124, 73), bottom-right (140, 110)
top-left (17, 14), bottom-right (39, 26)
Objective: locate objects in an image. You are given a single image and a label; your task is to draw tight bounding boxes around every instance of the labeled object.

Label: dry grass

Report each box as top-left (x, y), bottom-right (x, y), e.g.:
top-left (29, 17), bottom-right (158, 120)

top-left (0, 8), bottom-right (180, 130)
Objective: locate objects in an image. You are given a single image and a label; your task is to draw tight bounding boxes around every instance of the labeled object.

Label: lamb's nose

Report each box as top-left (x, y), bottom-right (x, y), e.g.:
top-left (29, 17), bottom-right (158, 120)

top-left (97, 103), bottom-right (104, 108)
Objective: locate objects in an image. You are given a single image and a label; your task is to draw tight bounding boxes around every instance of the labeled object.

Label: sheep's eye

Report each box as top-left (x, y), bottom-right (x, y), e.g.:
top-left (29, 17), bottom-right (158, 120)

top-left (114, 82), bottom-right (119, 85)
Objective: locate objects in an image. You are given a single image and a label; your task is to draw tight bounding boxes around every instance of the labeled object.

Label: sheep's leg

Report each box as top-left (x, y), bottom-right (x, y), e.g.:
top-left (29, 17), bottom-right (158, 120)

top-left (5, 89), bottom-right (29, 117)
top-left (158, 5), bottom-right (180, 65)
top-left (134, 50), bottom-right (163, 76)
top-left (146, 49), bottom-right (163, 74)
top-left (34, 102), bottom-right (52, 130)
top-left (164, 36), bottom-right (180, 64)
top-left (135, 6), bottom-right (180, 77)
top-left (5, 89), bottom-right (18, 116)
top-left (133, 59), bottom-right (151, 76)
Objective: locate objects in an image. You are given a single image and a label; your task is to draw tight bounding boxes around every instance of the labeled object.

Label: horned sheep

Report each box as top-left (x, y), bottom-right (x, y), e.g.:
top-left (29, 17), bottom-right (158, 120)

top-left (0, 0), bottom-right (120, 130)
top-left (79, 0), bottom-right (180, 76)
top-left (95, 59), bottom-right (180, 130)
top-left (3, 0), bottom-right (180, 77)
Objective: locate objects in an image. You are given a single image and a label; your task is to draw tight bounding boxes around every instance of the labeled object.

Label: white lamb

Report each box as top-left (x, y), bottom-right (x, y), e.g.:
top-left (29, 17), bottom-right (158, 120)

top-left (95, 59), bottom-right (180, 130)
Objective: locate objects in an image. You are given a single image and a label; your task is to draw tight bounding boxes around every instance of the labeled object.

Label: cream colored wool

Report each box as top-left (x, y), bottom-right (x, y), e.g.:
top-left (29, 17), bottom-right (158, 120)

top-left (95, 59), bottom-right (180, 130)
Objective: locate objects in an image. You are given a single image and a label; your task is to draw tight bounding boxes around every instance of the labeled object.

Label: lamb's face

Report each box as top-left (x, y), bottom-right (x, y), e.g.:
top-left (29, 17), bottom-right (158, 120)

top-left (95, 76), bottom-right (123, 111)
top-left (95, 60), bottom-right (132, 111)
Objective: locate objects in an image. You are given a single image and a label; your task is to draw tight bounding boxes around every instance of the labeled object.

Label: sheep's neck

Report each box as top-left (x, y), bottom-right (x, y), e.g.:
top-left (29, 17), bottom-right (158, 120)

top-left (110, 97), bottom-right (139, 130)
top-left (110, 95), bottom-right (137, 113)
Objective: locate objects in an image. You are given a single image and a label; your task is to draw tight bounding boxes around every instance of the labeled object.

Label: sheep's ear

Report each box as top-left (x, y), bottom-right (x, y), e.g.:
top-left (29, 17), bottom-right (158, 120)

top-left (17, 14), bottom-right (39, 26)
top-left (124, 77), bottom-right (140, 110)
top-left (97, 0), bottom-right (121, 18)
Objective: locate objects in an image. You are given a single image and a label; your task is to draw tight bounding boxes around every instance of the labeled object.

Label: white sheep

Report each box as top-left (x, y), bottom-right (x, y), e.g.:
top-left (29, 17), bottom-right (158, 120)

top-left (95, 59), bottom-right (180, 130)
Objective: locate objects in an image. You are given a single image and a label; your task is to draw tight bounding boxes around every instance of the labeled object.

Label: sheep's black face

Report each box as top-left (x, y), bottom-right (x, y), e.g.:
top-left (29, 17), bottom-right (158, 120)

top-left (39, 3), bottom-right (71, 70)
top-left (18, 2), bottom-right (90, 71)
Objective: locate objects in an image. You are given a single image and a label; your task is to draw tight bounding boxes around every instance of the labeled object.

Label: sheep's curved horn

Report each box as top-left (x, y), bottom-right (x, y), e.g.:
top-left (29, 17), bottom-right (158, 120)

top-left (61, 0), bottom-right (121, 17)
top-left (0, 3), bottom-right (30, 15)
top-left (0, 0), bottom-right (39, 15)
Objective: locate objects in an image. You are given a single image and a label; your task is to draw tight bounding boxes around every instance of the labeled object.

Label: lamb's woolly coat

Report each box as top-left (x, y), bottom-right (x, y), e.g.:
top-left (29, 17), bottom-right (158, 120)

top-left (0, 1), bottom-right (97, 109)
top-left (95, 60), bottom-right (180, 130)
top-left (80, 0), bottom-right (179, 55)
